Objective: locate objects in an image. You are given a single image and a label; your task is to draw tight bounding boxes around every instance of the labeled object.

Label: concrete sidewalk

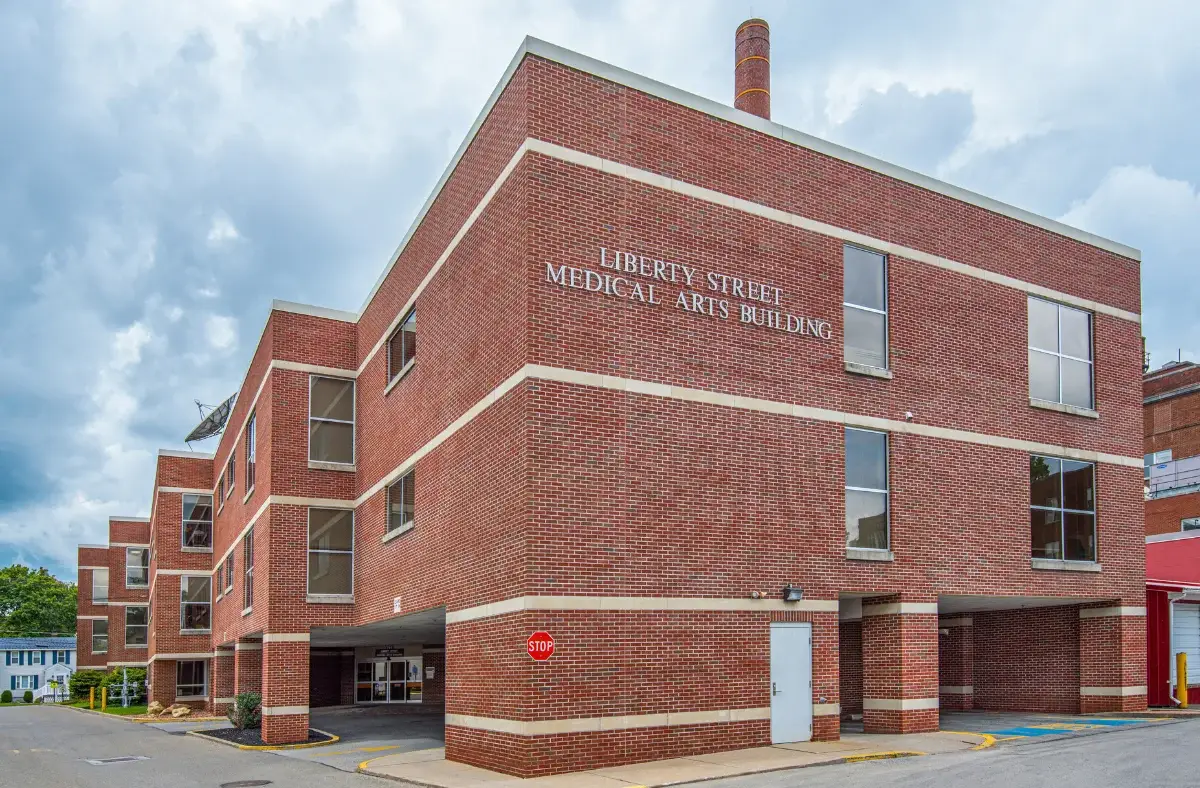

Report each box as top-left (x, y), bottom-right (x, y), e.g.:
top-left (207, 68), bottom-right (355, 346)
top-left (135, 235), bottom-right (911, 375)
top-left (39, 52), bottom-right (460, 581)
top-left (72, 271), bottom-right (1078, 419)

top-left (358, 731), bottom-right (990, 787)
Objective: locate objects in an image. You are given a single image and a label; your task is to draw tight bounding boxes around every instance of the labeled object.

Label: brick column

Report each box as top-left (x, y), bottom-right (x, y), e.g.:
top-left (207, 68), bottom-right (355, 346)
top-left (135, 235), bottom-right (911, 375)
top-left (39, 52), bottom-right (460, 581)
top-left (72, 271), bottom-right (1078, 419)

top-left (149, 660), bottom-right (175, 707)
top-left (938, 617), bottom-right (974, 711)
top-left (422, 649), bottom-right (445, 705)
top-left (812, 609), bottom-right (841, 741)
top-left (211, 647), bottom-right (235, 714)
top-left (861, 599), bottom-right (939, 733)
top-left (234, 638), bottom-right (263, 695)
top-left (261, 633), bottom-right (310, 745)
top-left (1079, 605), bottom-right (1148, 713)
top-left (339, 650), bottom-right (356, 706)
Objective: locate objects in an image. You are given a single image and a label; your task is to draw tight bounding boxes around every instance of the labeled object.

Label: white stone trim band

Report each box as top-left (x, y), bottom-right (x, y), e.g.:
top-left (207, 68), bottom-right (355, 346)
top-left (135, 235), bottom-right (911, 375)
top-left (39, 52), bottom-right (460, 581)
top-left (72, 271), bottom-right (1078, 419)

top-left (939, 617), bottom-right (974, 628)
top-left (262, 705), bottom-right (310, 716)
top-left (446, 707), bottom-right (771, 736)
top-left (149, 652), bottom-right (215, 662)
top-left (110, 542), bottom-right (150, 548)
top-left (862, 698), bottom-right (940, 711)
top-left (235, 642), bottom-right (263, 651)
top-left (263, 633), bottom-right (311, 643)
top-left (813, 703), bottom-right (840, 716)
top-left (78, 566), bottom-right (107, 571)
top-left (1080, 686), bottom-right (1147, 697)
top-left (447, 595), bottom-right (839, 625)
top-left (76, 615), bottom-right (107, 621)
top-left (106, 661), bottom-right (148, 668)
top-left (863, 602), bottom-right (940, 617)
top-left (214, 697), bottom-right (235, 704)
top-left (157, 486), bottom-right (212, 495)
top-left (939, 686), bottom-right (974, 695)
top-left (1079, 606), bottom-right (1147, 619)
top-left (109, 516), bottom-right (150, 523)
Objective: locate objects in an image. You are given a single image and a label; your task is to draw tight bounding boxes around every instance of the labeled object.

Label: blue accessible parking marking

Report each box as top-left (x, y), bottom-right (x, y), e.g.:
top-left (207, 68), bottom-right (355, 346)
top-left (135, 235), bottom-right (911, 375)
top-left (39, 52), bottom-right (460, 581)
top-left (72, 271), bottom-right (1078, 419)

top-left (987, 718), bottom-right (1148, 738)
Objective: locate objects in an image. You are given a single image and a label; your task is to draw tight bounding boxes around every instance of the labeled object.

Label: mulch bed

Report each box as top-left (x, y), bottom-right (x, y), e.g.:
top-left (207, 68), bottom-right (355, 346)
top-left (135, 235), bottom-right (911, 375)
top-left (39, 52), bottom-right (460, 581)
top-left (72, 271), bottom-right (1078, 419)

top-left (193, 727), bottom-right (334, 747)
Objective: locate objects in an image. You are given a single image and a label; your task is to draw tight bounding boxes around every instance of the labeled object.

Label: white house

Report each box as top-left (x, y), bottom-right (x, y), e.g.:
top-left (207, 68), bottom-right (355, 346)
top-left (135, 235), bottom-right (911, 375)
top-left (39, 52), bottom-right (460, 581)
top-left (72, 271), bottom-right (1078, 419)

top-left (1, 637), bottom-right (77, 700)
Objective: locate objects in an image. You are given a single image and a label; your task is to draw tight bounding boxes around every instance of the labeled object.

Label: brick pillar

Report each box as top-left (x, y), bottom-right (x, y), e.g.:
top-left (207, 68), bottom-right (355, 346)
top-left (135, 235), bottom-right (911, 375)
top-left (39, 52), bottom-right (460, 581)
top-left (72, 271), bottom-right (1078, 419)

top-left (812, 609), bottom-right (841, 741)
top-left (1079, 606), bottom-right (1148, 713)
top-left (861, 599), bottom-right (939, 733)
top-left (839, 619), bottom-right (863, 720)
top-left (211, 648), bottom-right (235, 714)
top-left (149, 660), bottom-right (175, 707)
top-left (422, 649), bottom-right (445, 705)
top-left (938, 617), bottom-right (974, 711)
top-left (234, 638), bottom-right (263, 695)
top-left (261, 633), bottom-right (310, 745)
top-left (339, 651), bottom-right (356, 706)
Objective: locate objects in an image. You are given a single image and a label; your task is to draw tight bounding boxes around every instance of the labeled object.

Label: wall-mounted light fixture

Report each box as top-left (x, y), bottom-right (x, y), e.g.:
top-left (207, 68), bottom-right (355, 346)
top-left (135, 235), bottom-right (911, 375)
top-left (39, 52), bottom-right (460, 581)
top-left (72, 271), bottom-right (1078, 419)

top-left (782, 585), bottom-right (804, 602)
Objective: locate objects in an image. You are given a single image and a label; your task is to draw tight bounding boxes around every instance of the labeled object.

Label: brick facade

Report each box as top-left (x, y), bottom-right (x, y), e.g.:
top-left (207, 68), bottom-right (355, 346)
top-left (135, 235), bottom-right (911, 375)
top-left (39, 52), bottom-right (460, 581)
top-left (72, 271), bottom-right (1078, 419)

top-left (75, 34), bottom-right (1145, 773)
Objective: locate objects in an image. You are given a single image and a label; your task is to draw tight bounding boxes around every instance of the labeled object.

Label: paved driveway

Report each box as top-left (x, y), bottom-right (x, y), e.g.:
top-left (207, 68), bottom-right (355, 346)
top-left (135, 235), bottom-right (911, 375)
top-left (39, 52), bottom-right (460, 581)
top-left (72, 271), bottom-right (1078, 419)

top-left (271, 705), bottom-right (445, 772)
top-left (940, 710), bottom-right (1169, 743)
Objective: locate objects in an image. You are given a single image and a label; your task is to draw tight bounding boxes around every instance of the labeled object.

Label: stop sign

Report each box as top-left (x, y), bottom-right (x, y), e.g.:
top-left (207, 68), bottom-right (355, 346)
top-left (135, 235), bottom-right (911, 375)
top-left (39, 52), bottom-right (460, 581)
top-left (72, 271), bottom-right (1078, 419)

top-left (527, 631), bottom-right (555, 661)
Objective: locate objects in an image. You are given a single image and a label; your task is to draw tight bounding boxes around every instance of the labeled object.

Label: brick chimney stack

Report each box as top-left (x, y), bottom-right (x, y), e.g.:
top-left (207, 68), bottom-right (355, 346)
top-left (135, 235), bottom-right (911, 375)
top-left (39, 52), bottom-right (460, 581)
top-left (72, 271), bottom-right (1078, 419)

top-left (734, 18), bottom-right (770, 120)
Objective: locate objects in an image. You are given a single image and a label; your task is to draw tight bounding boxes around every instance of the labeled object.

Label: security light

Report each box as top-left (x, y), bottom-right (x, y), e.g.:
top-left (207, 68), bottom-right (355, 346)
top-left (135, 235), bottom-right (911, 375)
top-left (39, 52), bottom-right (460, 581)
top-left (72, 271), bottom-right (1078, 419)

top-left (782, 585), bottom-right (804, 602)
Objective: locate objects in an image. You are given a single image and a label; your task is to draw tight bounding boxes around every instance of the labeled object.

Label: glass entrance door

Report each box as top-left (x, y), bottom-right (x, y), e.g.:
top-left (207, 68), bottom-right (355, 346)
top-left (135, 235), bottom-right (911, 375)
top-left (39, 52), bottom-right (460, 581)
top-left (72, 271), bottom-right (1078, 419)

top-left (356, 657), bottom-right (424, 703)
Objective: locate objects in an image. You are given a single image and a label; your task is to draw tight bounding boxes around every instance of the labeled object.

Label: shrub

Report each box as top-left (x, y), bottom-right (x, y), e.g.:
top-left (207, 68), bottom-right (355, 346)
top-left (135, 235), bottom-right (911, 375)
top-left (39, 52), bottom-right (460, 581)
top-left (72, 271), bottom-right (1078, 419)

top-left (69, 670), bottom-right (106, 700)
top-left (228, 692), bottom-right (261, 730)
top-left (22, 691), bottom-right (33, 704)
top-left (1, 690), bottom-right (11, 703)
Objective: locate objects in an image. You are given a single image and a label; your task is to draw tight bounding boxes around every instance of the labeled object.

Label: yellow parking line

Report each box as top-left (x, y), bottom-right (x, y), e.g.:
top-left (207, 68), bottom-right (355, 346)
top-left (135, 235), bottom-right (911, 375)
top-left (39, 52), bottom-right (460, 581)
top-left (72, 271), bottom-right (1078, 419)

top-left (357, 745), bottom-right (401, 753)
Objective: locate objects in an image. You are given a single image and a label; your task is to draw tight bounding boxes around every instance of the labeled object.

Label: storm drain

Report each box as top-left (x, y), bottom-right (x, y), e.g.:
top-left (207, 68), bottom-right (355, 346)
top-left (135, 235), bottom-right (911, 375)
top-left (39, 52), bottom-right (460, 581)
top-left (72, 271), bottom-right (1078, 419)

top-left (221, 781), bottom-right (272, 787)
top-left (84, 756), bottom-right (151, 766)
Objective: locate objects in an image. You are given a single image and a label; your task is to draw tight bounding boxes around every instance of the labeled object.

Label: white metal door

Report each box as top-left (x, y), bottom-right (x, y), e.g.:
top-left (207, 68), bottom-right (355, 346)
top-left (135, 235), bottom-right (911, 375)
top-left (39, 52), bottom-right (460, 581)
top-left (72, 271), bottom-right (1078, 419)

top-left (769, 622), bottom-right (813, 744)
top-left (1172, 603), bottom-right (1200, 681)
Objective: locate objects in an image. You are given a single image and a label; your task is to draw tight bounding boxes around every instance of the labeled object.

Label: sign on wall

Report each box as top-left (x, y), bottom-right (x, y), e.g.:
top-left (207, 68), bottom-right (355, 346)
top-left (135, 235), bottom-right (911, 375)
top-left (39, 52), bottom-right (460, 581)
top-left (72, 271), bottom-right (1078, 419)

top-left (527, 631), bottom-right (555, 661)
top-left (545, 248), bottom-right (832, 340)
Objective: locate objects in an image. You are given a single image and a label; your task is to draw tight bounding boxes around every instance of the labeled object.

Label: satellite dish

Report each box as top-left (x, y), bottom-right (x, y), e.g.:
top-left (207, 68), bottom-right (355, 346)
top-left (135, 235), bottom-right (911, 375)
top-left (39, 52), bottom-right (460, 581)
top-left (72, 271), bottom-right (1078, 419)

top-left (185, 394), bottom-right (236, 445)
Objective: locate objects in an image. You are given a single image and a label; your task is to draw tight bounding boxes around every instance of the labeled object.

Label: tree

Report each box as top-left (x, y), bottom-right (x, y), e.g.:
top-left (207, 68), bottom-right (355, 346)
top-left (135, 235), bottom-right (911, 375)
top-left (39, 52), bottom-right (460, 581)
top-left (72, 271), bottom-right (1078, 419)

top-left (0, 565), bottom-right (77, 636)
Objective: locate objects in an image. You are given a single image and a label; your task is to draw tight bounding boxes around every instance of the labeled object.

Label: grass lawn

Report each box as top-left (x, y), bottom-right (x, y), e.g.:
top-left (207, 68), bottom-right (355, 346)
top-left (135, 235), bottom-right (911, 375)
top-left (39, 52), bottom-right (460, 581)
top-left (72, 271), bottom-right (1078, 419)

top-left (68, 700), bottom-right (149, 716)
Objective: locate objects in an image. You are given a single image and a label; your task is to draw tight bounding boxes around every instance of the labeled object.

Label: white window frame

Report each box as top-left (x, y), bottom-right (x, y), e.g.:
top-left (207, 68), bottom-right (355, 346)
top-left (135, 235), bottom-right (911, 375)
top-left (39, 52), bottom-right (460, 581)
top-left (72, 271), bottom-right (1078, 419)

top-left (225, 454), bottom-right (236, 499)
top-left (125, 547), bottom-right (149, 588)
top-left (176, 660), bottom-right (207, 700)
top-left (245, 413), bottom-right (256, 491)
top-left (180, 575), bottom-right (212, 632)
top-left (845, 427), bottom-right (890, 551)
top-left (1030, 454), bottom-right (1097, 562)
top-left (842, 244), bottom-right (889, 370)
top-left (181, 493), bottom-right (214, 551)
top-left (13, 676), bottom-right (36, 690)
top-left (125, 605), bottom-right (148, 648)
top-left (387, 308), bottom-right (417, 385)
top-left (386, 470), bottom-right (416, 535)
top-left (92, 568), bottom-right (109, 604)
top-left (225, 552), bottom-right (235, 594)
top-left (30, 651), bottom-right (42, 665)
top-left (1028, 296), bottom-right (1094, 408)
top-left (308, 375), bottom-right (356, 465)
top-left (243, 526), bottom-right (254, 611)
top-left (307, 508), bottom-right (354, 597)
top-left (92, 620), bottom-right (108, 654)
top-left (1183, 517), bottom-right (1200, 532)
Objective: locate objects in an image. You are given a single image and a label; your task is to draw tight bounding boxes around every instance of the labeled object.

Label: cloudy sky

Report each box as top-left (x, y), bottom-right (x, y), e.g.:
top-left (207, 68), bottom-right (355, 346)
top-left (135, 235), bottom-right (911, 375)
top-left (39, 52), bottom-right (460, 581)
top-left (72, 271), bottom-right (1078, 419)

top-left (2, 0), bottom-right (1198, 580)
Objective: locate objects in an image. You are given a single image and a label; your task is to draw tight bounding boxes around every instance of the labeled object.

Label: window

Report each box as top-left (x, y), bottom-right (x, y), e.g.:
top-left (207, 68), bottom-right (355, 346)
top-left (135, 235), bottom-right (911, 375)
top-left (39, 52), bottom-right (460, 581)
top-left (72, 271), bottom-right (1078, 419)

top-left (387, 308), bottom-right (417, 383)
top-left (182, 494), bottom-right (213, 549)
top-left (843, 245), bottom-right (887, 369)
top-left (1028, 296), bottom-right (1093, 409)
top-left (176, 660), bottom-right (207, 698)
top-left (181, 576), bottom-right (211, 631)
top-left (308, 508), bottom-right (354, 595)
top-left (243, 526), bottom-right (254, 610)
top-left (30, 651), bottom-right (42, 665)
top-left (387, 470), bottom-right (416, 534)
top-left (13, 676), bottom-right (37, 690)
top-left (1184, 517), bottom-right (1200, 532)
top-left (845, 428), bottom-right (889, 550)
top-left (92, 568), bottom-right (109, 604)
top-left (1031, 455), bottom-right (1096, 562)
top-left (92, 620), bottom-right (108, 653)
top-left (218, 476), bottom-right (225, 503)
top-left (125, 606), bottom-right (148, 646)
top-left (225, 552), bottom-right (234, 593)
top-left (309, 376), bottom-right (355, 464)
top-left (225, 454), bottom-right (236, 498)
top-left (246, 414), bottom-right (256, 490)
top-left (126, 547), bottom-right (148, 588)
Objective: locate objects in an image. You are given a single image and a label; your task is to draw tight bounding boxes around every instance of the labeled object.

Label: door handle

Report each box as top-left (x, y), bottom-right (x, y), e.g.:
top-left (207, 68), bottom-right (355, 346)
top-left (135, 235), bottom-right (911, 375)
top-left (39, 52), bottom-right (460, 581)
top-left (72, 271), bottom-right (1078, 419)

top-left (772, 682), bottom-right (781, 696)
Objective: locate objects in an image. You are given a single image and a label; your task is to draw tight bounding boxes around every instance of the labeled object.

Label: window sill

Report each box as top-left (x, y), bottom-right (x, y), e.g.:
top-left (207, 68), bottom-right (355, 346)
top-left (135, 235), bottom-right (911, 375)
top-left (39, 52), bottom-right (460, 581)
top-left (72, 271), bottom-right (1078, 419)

top-left (241, 606), bottom-right (253, 617)
top-left (307, 594), bottom-right (355, 604)
top-left (846, 547), bottom-right (895, 562)
top-left (243, 486), bottom-right (255, 505)
top-left (844, 362), bottom-right (893, 380)
top-left (181, 547), bottom-right (213, 554)
top-left (125, 585), bottom-right (148, 590)
top-left (175, 695), bottom-right (207, 702)
top-left (126, 644), bottom-right (149, 649)
top-left (384, 359), bottom-right (416, 396)
top-left (180, 629), bottom-right (211, 636)
top-left (308, 460), bottom-right (356, 473)
top-left (1031, 558), bottom-right (1102, 573)
top-left (1030, 398), bottom-right (1099, 419)
top-left (382, 522), bottom-right (415, 544)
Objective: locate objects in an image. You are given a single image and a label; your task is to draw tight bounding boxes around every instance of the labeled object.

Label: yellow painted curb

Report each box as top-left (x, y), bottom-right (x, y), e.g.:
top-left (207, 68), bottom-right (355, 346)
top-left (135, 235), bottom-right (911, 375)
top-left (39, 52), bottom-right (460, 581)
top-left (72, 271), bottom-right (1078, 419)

top-left (843, 750), bottom-right (926, 763)
top-left (941, 730), bottom-right (998, 750)
top-left (188, 727), bottom-right (340, 750)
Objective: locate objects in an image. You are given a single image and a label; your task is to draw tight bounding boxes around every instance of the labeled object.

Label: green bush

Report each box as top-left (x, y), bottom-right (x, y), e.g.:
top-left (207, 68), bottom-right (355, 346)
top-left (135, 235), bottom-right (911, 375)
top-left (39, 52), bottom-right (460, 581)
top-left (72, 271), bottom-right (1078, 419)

top-left (69, 669), bottom-right (106, 700)
top-left (1, 690), bottom-right (11, 703)
top-left (22, 691), bottom-right (32, 704)
top-left (228, 692), bottom-right (261, 730)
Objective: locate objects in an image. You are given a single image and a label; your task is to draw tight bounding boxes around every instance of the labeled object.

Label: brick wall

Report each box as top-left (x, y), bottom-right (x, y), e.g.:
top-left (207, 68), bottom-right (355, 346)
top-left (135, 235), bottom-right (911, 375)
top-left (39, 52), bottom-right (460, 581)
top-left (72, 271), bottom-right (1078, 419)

top-left (839, 621), bottom-right (862, 718)
top-left (973, 606), bottom-right (1080, 713)
top-left (1146, 491), bottom-right (1200, 536)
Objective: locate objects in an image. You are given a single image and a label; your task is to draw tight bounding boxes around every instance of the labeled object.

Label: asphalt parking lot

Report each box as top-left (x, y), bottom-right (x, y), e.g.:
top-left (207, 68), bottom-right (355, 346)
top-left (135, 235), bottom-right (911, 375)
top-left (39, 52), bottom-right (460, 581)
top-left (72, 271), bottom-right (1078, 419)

top-left (940, 710), bottom-right (1170, 743)
top-left (274, 705), bottom-right (445, 771)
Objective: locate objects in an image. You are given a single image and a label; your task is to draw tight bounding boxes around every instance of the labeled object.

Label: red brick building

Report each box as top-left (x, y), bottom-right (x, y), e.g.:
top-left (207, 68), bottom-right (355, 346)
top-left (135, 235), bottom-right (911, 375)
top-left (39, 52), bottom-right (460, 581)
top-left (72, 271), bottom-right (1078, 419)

top-left (1144, 360), bottom-right (1200, 535)
top-left (75, 23), bottom-right (1148, 776)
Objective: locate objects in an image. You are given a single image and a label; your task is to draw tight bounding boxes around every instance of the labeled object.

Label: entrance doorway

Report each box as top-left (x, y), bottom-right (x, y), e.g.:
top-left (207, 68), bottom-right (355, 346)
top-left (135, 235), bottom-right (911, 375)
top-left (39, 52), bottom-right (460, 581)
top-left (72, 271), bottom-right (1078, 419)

top-left (356, 657), bottom-right (424, 704)
top-left (769, 622), bottom-right (813, 743)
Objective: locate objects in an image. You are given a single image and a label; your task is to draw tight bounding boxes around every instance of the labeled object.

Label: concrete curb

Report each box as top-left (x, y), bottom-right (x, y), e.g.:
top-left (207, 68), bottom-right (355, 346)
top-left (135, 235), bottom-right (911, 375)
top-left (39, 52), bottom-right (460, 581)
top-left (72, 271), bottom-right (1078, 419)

top-left (942, 730), bottom-right (998, 750)
top-left (188, 727), bottom-right (341, 751)
top-left (53, 703), bottom-right (225, 725)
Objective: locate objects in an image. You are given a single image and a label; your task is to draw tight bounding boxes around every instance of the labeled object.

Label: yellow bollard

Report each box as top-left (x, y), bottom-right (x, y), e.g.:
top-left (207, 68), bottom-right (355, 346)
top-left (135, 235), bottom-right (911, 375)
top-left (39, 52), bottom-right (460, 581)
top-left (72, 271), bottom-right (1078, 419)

top-left (101, 686), bottom-right (107, 711)
top-left (1178, 652), bottom-right (1189, 710)
top-left (89, 687), bottom-right (95, 710)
